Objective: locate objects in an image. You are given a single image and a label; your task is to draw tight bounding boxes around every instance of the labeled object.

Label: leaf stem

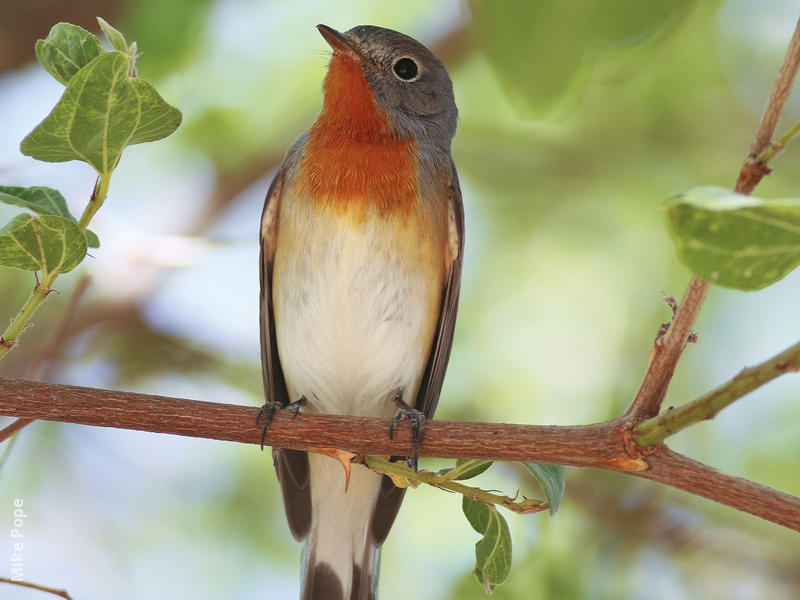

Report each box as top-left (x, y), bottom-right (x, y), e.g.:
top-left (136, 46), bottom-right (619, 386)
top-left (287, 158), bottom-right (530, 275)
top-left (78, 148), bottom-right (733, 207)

top-left (364, 456), bottom-right (548, 514)
top-left (635, 339), bottom-right (800, 446)
top-left (78, 172), bottom-right (110, 230)
top-left (0, 272), bottom-right (57, 359)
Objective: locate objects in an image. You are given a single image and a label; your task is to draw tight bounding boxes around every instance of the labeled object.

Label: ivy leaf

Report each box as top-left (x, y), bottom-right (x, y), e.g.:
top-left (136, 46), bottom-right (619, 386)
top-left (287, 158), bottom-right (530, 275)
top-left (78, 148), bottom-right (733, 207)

top-left (34, 22), bottom-right (104, 85)
top-left (0, 185), bottom-right (100, 249)
top-left (85, 229), bottom-right (100, 248)
top-left (665, 186), bottom-right (800, 290)
top-left (97, 17), bottom-right (128, 52)
top-left (439, 459), bottom-right (494, 481)
top-left (20, 51), bottom-right (182, 175)
top-left (523, 463), bottom-right (566, 516)
top-left (0, 214), bottom-right (87, 274)
top-left (462, 496), bottom-right (512, 594)
top-left (0, 186), bottom-right (76, 220)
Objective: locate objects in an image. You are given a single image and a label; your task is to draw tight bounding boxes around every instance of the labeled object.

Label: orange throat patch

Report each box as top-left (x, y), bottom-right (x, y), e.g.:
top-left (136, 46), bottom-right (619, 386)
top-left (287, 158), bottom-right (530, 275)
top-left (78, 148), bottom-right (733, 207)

top-left (297, 53), bottom-right (418, 217)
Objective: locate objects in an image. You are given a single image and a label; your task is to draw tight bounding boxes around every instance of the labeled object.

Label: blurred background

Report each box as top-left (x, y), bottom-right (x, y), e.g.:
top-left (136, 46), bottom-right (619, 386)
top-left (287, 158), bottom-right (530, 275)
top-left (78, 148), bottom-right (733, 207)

top-left (1, 0), bottom-right (800, 598)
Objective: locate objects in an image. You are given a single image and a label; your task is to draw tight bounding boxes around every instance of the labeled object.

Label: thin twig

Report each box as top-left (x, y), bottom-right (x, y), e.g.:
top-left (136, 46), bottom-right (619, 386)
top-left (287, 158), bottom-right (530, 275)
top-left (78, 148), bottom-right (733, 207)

top-left (0, 418), bottom-right (33, 444)
top-left (736, 15), bottom-right (800, 194)
top-left (0, 418), bottom-right (26, 471)
top-left (625, 15), bottom-right (800, 421)
top-left (755, 118), bottom-right (800, 164)
top-left (748, 17), bottom-right (800, 158)
top-left (623, 276), bottom-right (708, 418)
top-left (635, 340), bottom-right (800, 446)
top-left (364, 456), bottom-right (548, 514)
top-left (0, 577), bottom-right (73, 599)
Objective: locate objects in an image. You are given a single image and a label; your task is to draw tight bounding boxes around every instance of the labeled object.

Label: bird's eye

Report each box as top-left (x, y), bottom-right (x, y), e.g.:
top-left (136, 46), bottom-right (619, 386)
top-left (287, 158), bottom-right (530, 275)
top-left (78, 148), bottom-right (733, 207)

top-left (392, 57), bottom-right (419, 81)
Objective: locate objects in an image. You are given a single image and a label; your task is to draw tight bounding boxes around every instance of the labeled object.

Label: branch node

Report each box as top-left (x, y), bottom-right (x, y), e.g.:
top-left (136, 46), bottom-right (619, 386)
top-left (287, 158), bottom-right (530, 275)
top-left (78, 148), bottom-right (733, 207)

top-left (0, 337), bottom-right (18, 350)
top-left (735, 158), bottom-right (772, 194)
top-left (654, 323), bottom-right (670, 346)
top-left (620, 420), bottom-right (661, 461)
top-left (776, 356), bottom-right (800, 372)
top-left (654, 292), bottom-right (679, 346)
top-left (661, 292), bottom-right (678, 315)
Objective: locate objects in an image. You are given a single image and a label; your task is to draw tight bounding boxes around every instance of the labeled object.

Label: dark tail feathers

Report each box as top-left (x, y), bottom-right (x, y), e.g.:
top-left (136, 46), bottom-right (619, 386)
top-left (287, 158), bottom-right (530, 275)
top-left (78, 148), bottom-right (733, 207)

top-left (302, 544), bottom-right (378, 600)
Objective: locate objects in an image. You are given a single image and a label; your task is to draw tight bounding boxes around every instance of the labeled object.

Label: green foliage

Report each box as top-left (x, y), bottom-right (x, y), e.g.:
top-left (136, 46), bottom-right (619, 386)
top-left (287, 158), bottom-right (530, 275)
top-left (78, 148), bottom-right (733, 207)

top-left (0, 17), bottom-right (181, 355)
top-left (20, 50), bottom-right (181, 175)
top-left (469, 0), bottom-right (694, 117)
top-left (97, 17), bottom-right (129, 53)
top-left (463, 496), bottom-right (512, 593)
top-left (0, 186), bottom-right (75, 219)
top-left (0, 185), bottom-right (99, 249)
top-left (523, 463), bottom-right (566, 516)
top-left (439, 458), bottom-right (494, 481)
top-left (0, 214), bottom-right (87, 274)
top-left (665, 186), bottom-right (800, 290)
top-left (84, 229), bottom-right (100, 248)
top-left (34, 22), bottom-right (104, 85)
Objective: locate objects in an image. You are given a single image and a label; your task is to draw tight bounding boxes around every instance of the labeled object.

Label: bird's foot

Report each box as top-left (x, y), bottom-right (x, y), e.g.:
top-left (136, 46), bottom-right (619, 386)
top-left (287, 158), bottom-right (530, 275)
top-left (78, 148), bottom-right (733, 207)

top-left (256, 395), bottom-right (307, 450)
top-left (389, 392), bottom-right (425, 470)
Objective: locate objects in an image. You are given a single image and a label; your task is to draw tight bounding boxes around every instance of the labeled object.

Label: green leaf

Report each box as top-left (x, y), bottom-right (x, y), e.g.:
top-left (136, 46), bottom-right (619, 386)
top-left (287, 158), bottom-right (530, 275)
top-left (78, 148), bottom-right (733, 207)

top-left (0, 185), bottom-right (76, 220)
top-left (0, 214), bottom-right (87, 274)
top-left (34, 22), bottom-right (104, 85)
top-left (440, 459), bottom-right (494, 481)
top-left (97, 17), bottom-right (128, 52)
top-left (85, 229), bottom-right (100, 248)
top-left (523, 463), bottom-right (566, 516)
top-left (468, 0), bottom-right (692, 117)
top-left (0, 186), bottom-right (100, 248)
top-left (125, 78), bottom-right (183, 145)
top-left (20, 51), bottom-right (182, 174)
top-left (664, 186), bottom-right (800, 290)
top-left (462, 496), bottom-right (512, 594)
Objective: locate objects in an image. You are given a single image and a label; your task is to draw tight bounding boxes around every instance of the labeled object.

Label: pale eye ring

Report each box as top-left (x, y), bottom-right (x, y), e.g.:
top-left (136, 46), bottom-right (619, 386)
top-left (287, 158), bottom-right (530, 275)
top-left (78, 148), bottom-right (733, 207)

top-left (392, 56), bottom-right (421, 82)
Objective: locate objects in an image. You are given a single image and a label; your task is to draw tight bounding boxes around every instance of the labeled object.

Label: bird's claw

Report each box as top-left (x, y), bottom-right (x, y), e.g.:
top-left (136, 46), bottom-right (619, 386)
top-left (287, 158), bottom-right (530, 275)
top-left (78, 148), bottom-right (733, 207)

top-left (389, 393), bottom-right (425, 470)
top-left (256, 395), bottom-right (307, 450)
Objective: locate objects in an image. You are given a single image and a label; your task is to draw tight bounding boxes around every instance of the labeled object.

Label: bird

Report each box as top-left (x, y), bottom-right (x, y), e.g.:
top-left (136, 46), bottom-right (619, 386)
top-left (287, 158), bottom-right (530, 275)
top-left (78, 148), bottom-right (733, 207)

top-left (259, 24), bottom-right (463, 600)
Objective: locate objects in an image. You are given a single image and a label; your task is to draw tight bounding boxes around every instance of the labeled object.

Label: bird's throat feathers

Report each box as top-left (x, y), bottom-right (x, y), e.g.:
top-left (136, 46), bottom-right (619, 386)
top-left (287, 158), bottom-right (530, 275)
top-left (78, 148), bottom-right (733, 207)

top-left (298, 53), bottom-right (417, 218)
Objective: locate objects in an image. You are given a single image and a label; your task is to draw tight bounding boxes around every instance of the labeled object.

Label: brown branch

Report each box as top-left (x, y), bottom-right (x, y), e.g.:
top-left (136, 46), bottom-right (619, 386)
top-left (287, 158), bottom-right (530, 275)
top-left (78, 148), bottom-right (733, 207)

top-left (1, 377), bottom-right (798, 531)
top-left (0, 417), bottom-right (32, 443)
top-left (634, 447), bottom-right (800, 530)
top-left (0, 576), bottom-right (73, 599)
top-left (624, 276), bottom-right (708, 418)
top-left (739, 14), bottom-right (800, 193)
top-left (624, 15), bottom-right (800, 420)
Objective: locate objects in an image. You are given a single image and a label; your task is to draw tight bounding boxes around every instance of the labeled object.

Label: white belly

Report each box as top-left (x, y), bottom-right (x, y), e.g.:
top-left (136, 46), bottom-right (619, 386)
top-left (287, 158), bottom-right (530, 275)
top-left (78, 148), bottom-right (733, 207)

top-left (272, 200), bottom-right (442, 418)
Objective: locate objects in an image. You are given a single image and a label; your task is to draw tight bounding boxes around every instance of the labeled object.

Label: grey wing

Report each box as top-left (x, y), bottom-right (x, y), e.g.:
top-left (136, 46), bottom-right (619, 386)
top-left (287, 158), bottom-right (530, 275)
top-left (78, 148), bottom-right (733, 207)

top-left (260, 168), bottom-right (312, 541)
top-left (415, 165), bottom-right (464, 419)
top-left (369, 165), bottom-right (464, 546)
